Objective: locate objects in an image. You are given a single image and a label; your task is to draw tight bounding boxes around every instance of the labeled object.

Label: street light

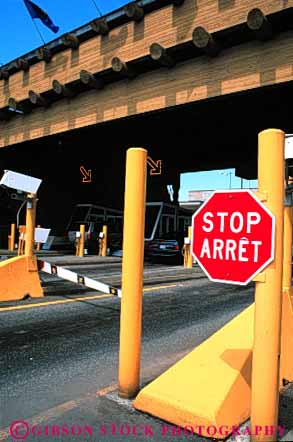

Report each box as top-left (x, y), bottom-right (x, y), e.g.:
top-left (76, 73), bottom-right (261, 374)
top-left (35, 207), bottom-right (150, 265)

top-left (219, 171), bottom-right (233, 189)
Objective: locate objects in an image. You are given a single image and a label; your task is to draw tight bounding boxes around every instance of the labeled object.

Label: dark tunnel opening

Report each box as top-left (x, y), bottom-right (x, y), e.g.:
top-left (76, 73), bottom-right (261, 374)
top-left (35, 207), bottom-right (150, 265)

top-left (0, 80), bottom-right (292, 239)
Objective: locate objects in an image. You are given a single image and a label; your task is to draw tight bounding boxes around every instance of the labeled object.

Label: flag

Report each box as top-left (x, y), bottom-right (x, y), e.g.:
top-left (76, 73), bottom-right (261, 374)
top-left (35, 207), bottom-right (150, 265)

top-left (23, 0), bottom-right (59, 34)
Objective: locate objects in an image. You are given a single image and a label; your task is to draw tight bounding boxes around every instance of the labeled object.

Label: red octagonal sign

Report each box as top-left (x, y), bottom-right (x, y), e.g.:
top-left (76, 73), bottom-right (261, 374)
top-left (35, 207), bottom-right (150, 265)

top-left (191, 190), bottom-right (275, 285)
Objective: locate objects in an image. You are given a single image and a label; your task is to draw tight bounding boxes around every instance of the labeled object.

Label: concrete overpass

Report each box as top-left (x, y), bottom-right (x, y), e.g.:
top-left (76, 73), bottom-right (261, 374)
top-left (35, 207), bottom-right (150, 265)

top-left (1, 0), bottom-right (293, 233)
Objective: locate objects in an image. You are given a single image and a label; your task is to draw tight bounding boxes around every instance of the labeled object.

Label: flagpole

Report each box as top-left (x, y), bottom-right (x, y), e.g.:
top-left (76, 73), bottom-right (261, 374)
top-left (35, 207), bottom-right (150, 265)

top-left (30, 15), bottom-right (47, 45)
top-left (22, 0), bottom-right (46, 46)
top-left (90, 0), bottom-right (103, 17)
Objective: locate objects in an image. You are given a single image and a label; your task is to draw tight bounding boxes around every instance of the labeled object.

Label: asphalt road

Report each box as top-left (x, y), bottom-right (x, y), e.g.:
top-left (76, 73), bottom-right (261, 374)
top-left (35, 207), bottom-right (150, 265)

top-left (0, 257), bottom-right (291, 441)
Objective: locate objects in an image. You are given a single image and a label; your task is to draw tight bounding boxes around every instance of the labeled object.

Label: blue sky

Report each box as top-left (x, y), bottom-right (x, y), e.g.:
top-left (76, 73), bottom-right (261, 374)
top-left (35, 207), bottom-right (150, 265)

top-left (0, 0), bottom-right (128, 64)
top-left (1, 1), bottom-right (258, 199)
top-left (179, 170), bottom-right (257, 201)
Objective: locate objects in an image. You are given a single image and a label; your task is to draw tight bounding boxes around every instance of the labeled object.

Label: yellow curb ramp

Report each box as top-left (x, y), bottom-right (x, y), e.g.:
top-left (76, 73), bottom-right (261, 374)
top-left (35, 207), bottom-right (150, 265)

top-left (0, 256), bottom-right (43, 301)
top-left (134, 304), bottom-right (254, 439)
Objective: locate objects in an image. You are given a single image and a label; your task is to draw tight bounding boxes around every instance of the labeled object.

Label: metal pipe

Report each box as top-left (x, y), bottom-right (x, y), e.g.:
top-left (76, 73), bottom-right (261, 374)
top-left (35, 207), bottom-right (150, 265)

top-left (16, 200), bottom-right (26, 228)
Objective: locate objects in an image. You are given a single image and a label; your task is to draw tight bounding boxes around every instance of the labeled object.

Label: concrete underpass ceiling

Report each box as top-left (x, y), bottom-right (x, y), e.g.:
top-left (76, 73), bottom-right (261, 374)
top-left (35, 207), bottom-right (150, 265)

top-left (1, 80), bottom-right (293, 232)
top-left (1, 80), bottom-right (293, 180)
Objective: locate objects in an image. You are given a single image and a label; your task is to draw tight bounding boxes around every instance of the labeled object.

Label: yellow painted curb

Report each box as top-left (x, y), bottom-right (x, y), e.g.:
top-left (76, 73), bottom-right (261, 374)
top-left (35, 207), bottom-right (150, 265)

top-left (134, 304), bottom-right (254, 439)
top-left (0, 256), bottom-right (43, 301)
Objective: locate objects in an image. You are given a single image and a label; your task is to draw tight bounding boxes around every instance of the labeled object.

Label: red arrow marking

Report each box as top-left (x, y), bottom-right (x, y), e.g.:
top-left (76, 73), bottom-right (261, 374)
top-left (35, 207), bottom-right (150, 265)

top-left (147, 157), bottom-right (162, 175)
top-left (80, 166), bottom-right (92, 183)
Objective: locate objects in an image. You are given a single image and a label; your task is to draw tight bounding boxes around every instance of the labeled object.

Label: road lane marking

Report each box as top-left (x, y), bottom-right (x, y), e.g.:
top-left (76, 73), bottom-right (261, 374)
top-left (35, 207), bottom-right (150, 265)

top-left (0, 284), bottom-right (177, 312)
top-left (96, 383), bottom-right (118, 397)
top-left (0, 400), bottom-right (78, 440)
top-left (0, 383), bottom-right (118, 440)
top-left (0, 346), bottom-right (189, 440)
top-left (144, 284), bottom-right (177, 291)
top-left (0, 294), bottom-right (111, 312)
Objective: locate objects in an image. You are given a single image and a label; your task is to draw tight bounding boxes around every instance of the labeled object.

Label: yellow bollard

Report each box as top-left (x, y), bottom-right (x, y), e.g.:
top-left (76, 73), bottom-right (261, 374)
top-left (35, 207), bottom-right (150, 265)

top-left (10, 224), bottom-right (16, 252)
top-left (78, 224), bottom-right (85, 257)
top-left (279, 204), bottom-right (293, 385)
top-left (187, 226), bottom-right (193, 268)
top-left (183, 243), bottom-right (187, 267)
top-left (118, 147), bottom-right (147, 399)
top-left (75, 236), bottom-right (79, 256)
top-left (101, 225), bottom-right (108, 257)
top-left (24, 195), bottom-right (37, 258)
top-left (98, 236), bottom-right (102, 256)
top-left (282, 206), bottom-right (292, 292)
top-left (8, 224), bottom-right (15, 251)
top-left (183, 226), bottom-right (192, 268)
top-left (250, 129), bottom-right (284, 442)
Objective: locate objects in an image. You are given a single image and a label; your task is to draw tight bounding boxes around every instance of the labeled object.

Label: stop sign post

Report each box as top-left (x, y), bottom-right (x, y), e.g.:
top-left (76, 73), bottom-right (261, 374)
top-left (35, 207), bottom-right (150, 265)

top-left (191, 190), bottom-right (275, 285)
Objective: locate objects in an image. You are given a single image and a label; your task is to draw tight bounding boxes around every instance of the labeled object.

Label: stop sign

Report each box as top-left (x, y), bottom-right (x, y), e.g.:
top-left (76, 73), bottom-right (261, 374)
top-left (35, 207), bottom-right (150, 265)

top-left (191, 190), bottom-right (275, 285)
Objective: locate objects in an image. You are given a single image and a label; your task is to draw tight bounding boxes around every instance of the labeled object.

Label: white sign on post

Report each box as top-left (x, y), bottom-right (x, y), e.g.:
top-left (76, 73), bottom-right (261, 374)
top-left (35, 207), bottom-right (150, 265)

top-left (0, 170), bottom-right (42, 193)
top-left (285, 134), bottom-right (293, 159)
top-left (34, 228), bottom-right (51, 244)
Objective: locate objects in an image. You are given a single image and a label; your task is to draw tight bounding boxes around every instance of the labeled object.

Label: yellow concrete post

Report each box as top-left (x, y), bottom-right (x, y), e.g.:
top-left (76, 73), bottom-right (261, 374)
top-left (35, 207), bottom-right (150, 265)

top-left (282, 207), bottom-right (292, 292)
top-left (36, 224), bottom-right (41, 251)
top-left (251, 129), bottom-right (284, 442)
top-left (183, 243), bottom-right (187, 267)
top-left (24, 194), bottom-right (37, 258)
top-left (101, 225), bottom-right (108, 257)
top-left (183, 226), bottom-right (193, 268)
top-left (187, 226), bottom-right (193, 268)
top-left (98, 237), bottom-right (102, 256)
top-left (78, 224), bottom-right (85, 257)
top-left (279, 204), bottom-right (293, 385)
top-left (10, 224), bottom-right (16, 252)
top-left (118, 147), bottom-right (147, 399)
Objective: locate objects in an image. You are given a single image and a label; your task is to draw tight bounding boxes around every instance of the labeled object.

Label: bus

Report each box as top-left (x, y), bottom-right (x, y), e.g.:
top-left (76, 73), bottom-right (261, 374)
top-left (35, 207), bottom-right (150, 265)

top-left (66, 204), bottom-right (123, 254)
top-left (66, 202), bottom-right (194, 258)
top-left (145, 202), bottom-right (193, 241)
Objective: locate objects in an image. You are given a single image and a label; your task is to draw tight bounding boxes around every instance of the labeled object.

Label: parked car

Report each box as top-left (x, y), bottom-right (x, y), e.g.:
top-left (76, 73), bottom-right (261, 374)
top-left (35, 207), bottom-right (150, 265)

top-left (145, 231), bottom-right (186, 264)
